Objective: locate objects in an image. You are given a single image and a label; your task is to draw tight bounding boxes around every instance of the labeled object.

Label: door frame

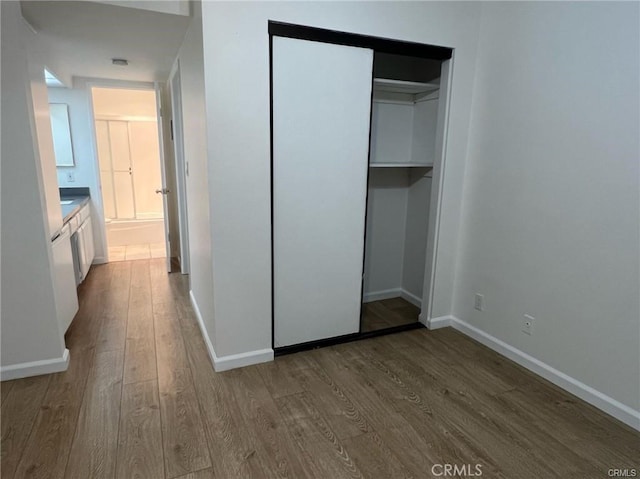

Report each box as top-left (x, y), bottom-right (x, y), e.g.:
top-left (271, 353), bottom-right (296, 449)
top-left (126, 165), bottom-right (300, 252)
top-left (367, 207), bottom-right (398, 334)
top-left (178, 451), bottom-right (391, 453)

top-left (268, 22), bottom-right (455, 353)
top-left (419, 58), bottom-right (454, 327)
top-left (87, 80), bottom-right (172, 268)
top-left (168, 60), bottom-right (191, 275)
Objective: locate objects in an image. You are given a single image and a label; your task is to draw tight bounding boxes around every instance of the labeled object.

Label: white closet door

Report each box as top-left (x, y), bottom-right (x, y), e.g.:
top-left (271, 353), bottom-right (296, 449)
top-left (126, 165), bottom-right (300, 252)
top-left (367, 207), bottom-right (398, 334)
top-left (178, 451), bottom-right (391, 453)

top-left (273, 37), bottom-right (373, 347)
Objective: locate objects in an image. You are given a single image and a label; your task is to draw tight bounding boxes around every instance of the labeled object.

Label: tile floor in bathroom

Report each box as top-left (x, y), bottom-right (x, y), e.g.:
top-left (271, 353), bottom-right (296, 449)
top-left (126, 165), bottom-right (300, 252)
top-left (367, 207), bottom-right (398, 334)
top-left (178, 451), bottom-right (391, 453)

top-left (108, 243), bottom-right (166, 261)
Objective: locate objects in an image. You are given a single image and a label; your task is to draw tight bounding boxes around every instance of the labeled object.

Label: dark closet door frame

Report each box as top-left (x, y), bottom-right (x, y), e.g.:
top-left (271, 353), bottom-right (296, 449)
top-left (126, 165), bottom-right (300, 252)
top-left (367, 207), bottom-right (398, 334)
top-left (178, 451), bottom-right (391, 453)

top-left (269, 21), bottom-right (454, 356)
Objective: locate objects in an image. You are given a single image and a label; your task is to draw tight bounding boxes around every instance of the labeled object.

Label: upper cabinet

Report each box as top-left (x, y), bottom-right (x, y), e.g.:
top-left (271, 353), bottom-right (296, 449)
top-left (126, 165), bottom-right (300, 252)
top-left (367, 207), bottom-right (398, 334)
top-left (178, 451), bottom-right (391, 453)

top-left (49, 103), bottom-right (75, 166)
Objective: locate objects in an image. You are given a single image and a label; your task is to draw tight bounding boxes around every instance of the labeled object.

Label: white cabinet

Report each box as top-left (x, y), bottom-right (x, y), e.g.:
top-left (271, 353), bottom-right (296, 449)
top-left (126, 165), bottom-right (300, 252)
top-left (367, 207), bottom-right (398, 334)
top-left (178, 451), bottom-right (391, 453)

top-left (51, 224), bottom-right (79, 332)
top-left (69, 203), bottom-right (95, 285)
top-left (77, 217), bottom-right (94, 281)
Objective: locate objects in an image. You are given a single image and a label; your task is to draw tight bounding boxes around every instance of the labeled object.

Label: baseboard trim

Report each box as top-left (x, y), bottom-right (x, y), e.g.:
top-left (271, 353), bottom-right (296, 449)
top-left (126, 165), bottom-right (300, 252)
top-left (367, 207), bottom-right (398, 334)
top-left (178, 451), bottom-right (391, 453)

top-left (213, 348), bottom-right (274, 372)
top-left (189, 290), bottom-right (218, 369)
top-left (92, 256), bottom-right (107, 265)
top-left (363, 288), bottom-right (401, 303)
top-left (189, 290), bottom-right (274, 372)
top-left (423, 314), bottom-right (452, 330)
top-left (449, 316), bottom-right (640, 431)
top-left (400, 289), bottom-right (422, 308)
top-left (364, 288), bottom-right (422, 308)
top-left (1, 349), bottom-right (70, 381)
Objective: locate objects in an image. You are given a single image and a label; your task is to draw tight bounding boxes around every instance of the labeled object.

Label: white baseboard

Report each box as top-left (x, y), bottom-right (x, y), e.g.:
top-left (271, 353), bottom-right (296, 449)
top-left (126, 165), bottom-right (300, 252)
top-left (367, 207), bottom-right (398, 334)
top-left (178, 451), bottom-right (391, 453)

top-left (189, 290), bottom-right (274, 373)
top-left (92, 256), bottom-right (107, 265)
top-left (400, 289), bottom-right (422, 308)
top-left (213, 348), bottom-right (274, 372)
top-left (363, 288), bottom-right (402, 303)
top-left (422, 314), bottom-right (452, 330)
top-left (448, 316), bottom-right (640, 431)
top-left (364, 288), bottom-right (422, 308)
top-left (189, 290), bottom-right (218, 369)
top-left (1, 348), bottom-right (70, 381)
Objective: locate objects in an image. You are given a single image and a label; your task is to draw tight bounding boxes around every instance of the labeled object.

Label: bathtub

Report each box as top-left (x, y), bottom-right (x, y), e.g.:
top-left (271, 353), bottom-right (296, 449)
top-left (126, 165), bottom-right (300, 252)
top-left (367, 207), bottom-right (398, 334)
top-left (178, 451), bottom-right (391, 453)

top-left (105, 218), bottom-right (165, 246)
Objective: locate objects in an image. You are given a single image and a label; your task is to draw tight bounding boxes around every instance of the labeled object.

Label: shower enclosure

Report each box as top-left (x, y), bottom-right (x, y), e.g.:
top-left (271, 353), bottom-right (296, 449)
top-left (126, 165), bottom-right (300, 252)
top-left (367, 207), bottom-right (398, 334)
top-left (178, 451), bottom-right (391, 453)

top-left (95, 118), bottom-right (165, 247)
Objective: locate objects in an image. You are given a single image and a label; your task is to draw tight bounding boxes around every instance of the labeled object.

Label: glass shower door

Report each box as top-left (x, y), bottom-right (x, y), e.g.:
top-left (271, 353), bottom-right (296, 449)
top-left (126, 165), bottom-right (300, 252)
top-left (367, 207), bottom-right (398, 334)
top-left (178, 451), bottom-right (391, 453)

top-left (96, 119), bottom-right (163, 221)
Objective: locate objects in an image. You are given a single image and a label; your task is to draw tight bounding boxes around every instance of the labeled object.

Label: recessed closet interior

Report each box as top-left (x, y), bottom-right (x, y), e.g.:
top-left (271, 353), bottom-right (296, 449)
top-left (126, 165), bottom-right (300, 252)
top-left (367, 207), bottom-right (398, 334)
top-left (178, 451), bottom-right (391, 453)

top-left (362, 53), bottom-right (443, 333)
top-left (270, 23), bottom-right (452, 352)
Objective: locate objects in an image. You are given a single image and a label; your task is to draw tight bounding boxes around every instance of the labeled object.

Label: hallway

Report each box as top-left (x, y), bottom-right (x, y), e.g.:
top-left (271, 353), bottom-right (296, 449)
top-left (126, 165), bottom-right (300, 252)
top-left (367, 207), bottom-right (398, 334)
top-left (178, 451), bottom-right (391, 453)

top-left (1, 260), bottom-right (638, 478)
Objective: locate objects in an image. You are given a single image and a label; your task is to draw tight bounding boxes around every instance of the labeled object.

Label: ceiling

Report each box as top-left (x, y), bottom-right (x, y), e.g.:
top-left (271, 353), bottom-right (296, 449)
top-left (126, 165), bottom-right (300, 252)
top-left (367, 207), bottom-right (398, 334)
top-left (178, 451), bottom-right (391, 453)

top-left (21, 1), bottom-right (191, 85)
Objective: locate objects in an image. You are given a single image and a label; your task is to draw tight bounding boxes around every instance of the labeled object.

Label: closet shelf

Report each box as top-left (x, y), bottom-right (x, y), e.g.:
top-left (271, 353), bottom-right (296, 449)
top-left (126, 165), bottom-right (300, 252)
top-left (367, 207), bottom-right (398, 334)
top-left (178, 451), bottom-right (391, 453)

top-left (373, 78), bottom-right (439, 95)
top-left (370, 163), bottom-right (433, 168)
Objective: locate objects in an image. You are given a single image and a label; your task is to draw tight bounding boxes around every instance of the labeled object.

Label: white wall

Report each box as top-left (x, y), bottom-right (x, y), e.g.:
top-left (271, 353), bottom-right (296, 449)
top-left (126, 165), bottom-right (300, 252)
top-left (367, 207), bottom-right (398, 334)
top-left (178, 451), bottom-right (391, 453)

top-left (454, 2), bottom-right (640, 412)
top-left (201, 1), bottom-right (482, 358)
top-left (370, 102), bottom-right (414, 164)
top-left (92, 88), bottom-right (158, 118)
top-left (1, 2), bottom-right (67, 373)
top-left (364, 169), bottom-right (409, 296)
top-left (28, 30), bottom-right (63, 240)
top-left (364, 169), bottom-right (432, 305)
top-left (411, 98), bottom-right (439, 165)
top-left (172, 1), bottom-right (215, 339)
top-left (88, 0), bottom-right (190, 17)
top-left (403, 173), bottom-right (431, 300)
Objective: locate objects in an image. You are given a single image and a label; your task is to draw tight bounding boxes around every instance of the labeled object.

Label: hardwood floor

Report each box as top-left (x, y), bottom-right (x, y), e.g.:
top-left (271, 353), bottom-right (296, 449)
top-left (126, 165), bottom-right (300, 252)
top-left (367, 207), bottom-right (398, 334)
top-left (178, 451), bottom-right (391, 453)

top-left (1, 259), bottom-right (638, 478)
top-left (361, 297), bottom-right (420, 332)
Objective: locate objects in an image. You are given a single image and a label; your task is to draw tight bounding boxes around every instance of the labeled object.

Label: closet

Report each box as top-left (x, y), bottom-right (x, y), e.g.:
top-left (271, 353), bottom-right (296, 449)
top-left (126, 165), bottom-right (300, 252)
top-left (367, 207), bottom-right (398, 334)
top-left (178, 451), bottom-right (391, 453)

top-left (362, 54), bottom-right (441, 332)
top-left (271, 22), bottom-right (452, 351)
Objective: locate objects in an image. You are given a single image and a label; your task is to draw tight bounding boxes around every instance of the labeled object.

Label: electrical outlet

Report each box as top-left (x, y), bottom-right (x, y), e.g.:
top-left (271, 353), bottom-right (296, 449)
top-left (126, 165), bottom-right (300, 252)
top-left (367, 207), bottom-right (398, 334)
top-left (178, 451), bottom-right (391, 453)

top-left (66, 171), bottom-right (75, 183)
top-left (522, 314), bottom-right (534, 335)
top-left (474, 293), bottom-right (485, 311)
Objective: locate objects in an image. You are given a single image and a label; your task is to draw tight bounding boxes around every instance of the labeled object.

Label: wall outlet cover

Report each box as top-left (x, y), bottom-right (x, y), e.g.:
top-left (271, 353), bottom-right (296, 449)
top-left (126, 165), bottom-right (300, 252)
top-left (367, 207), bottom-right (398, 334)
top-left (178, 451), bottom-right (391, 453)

top-left (474, 293), bottom-right (485, 311)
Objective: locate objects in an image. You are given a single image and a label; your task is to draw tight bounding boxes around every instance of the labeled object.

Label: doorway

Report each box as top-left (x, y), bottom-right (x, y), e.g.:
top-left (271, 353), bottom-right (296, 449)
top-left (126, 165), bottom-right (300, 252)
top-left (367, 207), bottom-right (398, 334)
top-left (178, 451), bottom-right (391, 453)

top-left (91, 87), bottom-right (170, 264)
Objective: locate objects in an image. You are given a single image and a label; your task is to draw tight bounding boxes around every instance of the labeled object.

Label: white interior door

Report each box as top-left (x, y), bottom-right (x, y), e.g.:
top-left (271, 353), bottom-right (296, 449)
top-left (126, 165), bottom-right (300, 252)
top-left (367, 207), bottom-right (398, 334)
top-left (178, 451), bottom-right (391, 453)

top-left (129, 121), bottom-right (164, 219)
top-left (273, 37), bottom-right (374, 347)
top-left (154, 83), bottom-right (172, 271)
top-left (168, 65), bottom-right (190, 274)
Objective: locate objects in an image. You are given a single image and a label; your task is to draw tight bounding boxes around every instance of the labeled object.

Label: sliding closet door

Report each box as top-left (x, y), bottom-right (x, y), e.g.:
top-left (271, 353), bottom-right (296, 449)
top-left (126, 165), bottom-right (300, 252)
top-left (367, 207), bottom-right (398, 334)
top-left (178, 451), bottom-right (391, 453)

top-left (273, 37), bottom-right (373, 347)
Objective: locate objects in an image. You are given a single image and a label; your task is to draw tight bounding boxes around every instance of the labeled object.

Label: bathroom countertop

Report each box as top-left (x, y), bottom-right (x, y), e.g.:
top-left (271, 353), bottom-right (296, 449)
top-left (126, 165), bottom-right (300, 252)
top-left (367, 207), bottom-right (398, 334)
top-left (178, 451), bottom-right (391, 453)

top-left (60, 195), bottom-right (90, 224)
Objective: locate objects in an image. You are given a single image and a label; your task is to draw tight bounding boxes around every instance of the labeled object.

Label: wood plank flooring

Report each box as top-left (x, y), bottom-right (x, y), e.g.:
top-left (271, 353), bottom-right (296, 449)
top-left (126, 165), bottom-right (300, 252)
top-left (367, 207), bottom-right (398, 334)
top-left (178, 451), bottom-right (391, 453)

top-left (2, 258), bottom-right (638, 478)
top-left (361, 297), bottom-right (420, 332)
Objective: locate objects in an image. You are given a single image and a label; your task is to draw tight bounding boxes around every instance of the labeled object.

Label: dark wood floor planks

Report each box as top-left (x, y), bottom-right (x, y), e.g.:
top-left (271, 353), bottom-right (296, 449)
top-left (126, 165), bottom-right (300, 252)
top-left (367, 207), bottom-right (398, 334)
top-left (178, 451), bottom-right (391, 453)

top-left (361, 297), bottom-right (420, 332)
top-left (0, 376), bottom-right (51, 478)
top-left (1, 257), bottom-right (638, 479)
top-left (116, 379), bottom-right (164, 479)
top-left (123, 260), bottom-right (157, 385)
top-left (64, 350), bottom-right (124, 479)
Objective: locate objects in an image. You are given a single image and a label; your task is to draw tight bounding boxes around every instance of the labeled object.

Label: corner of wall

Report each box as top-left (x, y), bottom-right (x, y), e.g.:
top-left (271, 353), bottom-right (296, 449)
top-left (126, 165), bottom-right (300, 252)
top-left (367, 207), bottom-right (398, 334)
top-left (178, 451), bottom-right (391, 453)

top-left (189, 290), bottom-right (273, 373)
